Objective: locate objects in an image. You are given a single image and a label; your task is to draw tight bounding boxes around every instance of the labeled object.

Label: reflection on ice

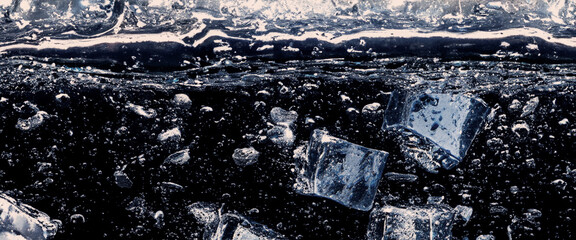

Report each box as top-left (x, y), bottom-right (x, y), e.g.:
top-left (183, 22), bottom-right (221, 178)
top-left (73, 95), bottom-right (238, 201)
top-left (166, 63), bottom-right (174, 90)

top-left (0, 193), bottom-right (59, 240)
top-left (295, 129), bottom-right (388, 211)
top-left (383, 91), bottom-right (490, 173)
top-left (187, 202), bottom-right (286, 240)
top-left (367, 204), bottom-right (473, 240)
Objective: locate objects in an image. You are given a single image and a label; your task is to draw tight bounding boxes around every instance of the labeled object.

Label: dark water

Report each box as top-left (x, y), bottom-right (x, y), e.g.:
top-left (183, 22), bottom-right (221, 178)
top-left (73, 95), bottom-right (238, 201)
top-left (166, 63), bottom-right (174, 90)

top-left (0, 58), bottom-right (575, 239)
top-left (2, 1), bottom-right (576, 239)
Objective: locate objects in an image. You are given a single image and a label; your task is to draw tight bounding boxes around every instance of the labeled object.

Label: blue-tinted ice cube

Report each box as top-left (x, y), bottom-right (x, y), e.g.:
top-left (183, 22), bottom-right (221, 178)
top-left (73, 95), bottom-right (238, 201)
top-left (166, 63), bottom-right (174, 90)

top-left (295, 129), bottom-right (389, 211)
top-left (383, 91), bottom-right (490, 172)
top-left (187, 202), bottom-right (286, 240)
top-left (0, 193), bottom-right (59, 240)
top-left (367, 204), bottom-right (472, 240)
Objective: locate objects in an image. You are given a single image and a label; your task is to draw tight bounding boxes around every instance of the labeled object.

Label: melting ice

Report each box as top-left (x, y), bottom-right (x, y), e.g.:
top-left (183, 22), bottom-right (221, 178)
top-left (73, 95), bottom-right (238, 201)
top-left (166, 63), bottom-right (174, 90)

top-left (187, 202), bottom-right (286, 240)
top-left (383, 91), bottom-right (491, 173)
top-left (295, 129), bottom-right (389, 211)
top-left (0, 193), bottom-right (59, 240)
top-left (367, 204), bottom-right (473, 240)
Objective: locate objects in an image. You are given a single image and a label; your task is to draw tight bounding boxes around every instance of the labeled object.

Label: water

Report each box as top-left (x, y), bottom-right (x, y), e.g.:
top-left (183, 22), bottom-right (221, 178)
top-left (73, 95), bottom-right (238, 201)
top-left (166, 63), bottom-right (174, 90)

top-left (1, 0), bottom-right (576, 239)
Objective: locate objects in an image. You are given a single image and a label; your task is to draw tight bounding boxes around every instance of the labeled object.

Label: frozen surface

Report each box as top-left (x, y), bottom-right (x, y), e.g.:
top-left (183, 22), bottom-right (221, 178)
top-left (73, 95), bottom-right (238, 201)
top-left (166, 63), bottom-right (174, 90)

top-left (295, 129), bottom-right (389, 211)
top-left (0, 193), bottom-right (59, 240)
top-left (383, 91), bottom-right (491, 173)
top-left (367, 204), bottom-right (472, 240)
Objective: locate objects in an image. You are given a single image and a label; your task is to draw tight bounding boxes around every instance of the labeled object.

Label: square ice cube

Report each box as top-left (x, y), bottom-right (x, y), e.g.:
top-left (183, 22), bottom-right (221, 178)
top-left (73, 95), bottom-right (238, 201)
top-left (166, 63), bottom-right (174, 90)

top-left (367, 204), bottom-right (468, 240)
top-left (383, 91), bottom-right (490, 172)
top-left (295, 129), bottom-right (389, 211)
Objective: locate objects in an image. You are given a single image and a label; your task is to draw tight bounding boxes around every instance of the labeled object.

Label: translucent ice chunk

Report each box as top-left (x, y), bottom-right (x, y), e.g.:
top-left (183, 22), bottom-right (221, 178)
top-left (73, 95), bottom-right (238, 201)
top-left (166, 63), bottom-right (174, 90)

top-left (187, 202), bottom-right (286, 240)
top-left (16, 111), bottom-right (49, 131)
top-left (267, 107), bottom-right (298, 147)
top-left (383, 91), bottom-right (490, 173)
top-left (0, 193), bottom-right (59, 240)
top-left (270, 107), bottom-right (298, 126)
top-left (164, 149), bottom-right (190, 165)
top-left (114, 171), bottom-right (134, 188)
top-left (367, 204), bottom-right (472, 240)
top-left (295, 129), bottom-right (389, 211)
top-left (232, 147), bottom-right (260, 166)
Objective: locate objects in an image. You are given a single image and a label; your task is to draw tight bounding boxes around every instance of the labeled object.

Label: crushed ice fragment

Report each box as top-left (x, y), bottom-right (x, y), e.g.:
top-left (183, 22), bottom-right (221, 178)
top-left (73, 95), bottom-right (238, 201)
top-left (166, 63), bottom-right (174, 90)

top-left (232, 147), bottom-right (260, 166)
top-left (520, 97), bottom-right (539, 117)
top-left (187, 202), bottom-right (287, 240)
top-left (187, 202), bottom-right (219, 226)
top-left (0, 193), bottom-right (59, 240)
top-left (295, 129), bottom-right (389, 211)
top-left (367, 204), bottom-right (472, 240)
top-left (172, 93), bottom-right (192, 108)
top-left (267, 125), bottom-right (295, 146)
top-left (454, 205), bottom-right (474, 223)
top-left (270, 107), bottom-right (298, 126)
top-left (16, 111), bottom-right (49, 131)
top-left (157, 127), bottom-right (182, 142)
top-left (268, 107), bottom-right (298, 147)
top-left (383, 172), bottom-right (418, 182)
top-left (383, 91), bottom-right (490, 173)
top-left (362, 102), bottom-right (382, 119)
top-left (476, 234), bottom-right (496, 240)
top-left (558, 118), bottom-right (569, 126)
top-left (164, 149), bottom-right (190, 165)
top-left (114, 171), bottom-right (133, 188)
top-left (127, 103), bottom-right (157, 118)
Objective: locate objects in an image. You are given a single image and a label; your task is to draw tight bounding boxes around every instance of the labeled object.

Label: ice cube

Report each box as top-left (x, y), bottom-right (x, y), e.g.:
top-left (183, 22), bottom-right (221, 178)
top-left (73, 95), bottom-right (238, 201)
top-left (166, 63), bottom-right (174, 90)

top-left (267, 125), bottom-right (295, 147)
top-left (114, 171), bottom-right (133, 188)
top-left (173, 93), bottom-right (192, 108)
top-left (158, 127), bottom-right (182, 142)
top-left (270, 107), bottom-right (298, 126)
top-left (295, 129), bottom-right (389, 211)
top-left (232, 147), bottom-right (260, 166)
top-left (187, 202), bottom-right (286, 240)
top-left (268, 107), bottom-right (298, 147)
top-left (164, 149), bottom-right (190, 165)
top-left (126, 103), bottom-right (157, 119)
top-left (367, 204), bottom-right (472, 240)
top-left (383, 91), bottom-right (490, 173)
top-left (16, 111), bottom-right (49, 131)
top-left (0, 193), bottom-right (59, 240)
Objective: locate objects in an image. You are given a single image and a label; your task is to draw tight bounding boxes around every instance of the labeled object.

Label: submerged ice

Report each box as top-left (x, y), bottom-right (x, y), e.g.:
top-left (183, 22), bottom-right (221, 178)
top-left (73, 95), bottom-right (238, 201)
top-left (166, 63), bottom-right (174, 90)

top-left (187, 202), bottom-right (286, 240)
top-left (383, 91), bottom-right (490, 173)
top-left (295, 129), bottom-right (388, 211)
top-left (367, 204), bottom-right (473, 240)
top-left (0, 193), bottom-right (59, 240)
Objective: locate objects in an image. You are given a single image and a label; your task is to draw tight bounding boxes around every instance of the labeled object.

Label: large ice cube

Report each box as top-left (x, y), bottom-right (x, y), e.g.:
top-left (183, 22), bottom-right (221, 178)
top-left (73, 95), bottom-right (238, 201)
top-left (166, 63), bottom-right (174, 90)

top-left (367, 204), bottom-right (473, 240)
top-left (294, 129), bottom-right (389, 211)
top-left (187, 202), bottom-right (286, 240)
top-left (0, 193), bottom-right (59, 240)
top-left (383, 91), bottom-right (490, 173)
